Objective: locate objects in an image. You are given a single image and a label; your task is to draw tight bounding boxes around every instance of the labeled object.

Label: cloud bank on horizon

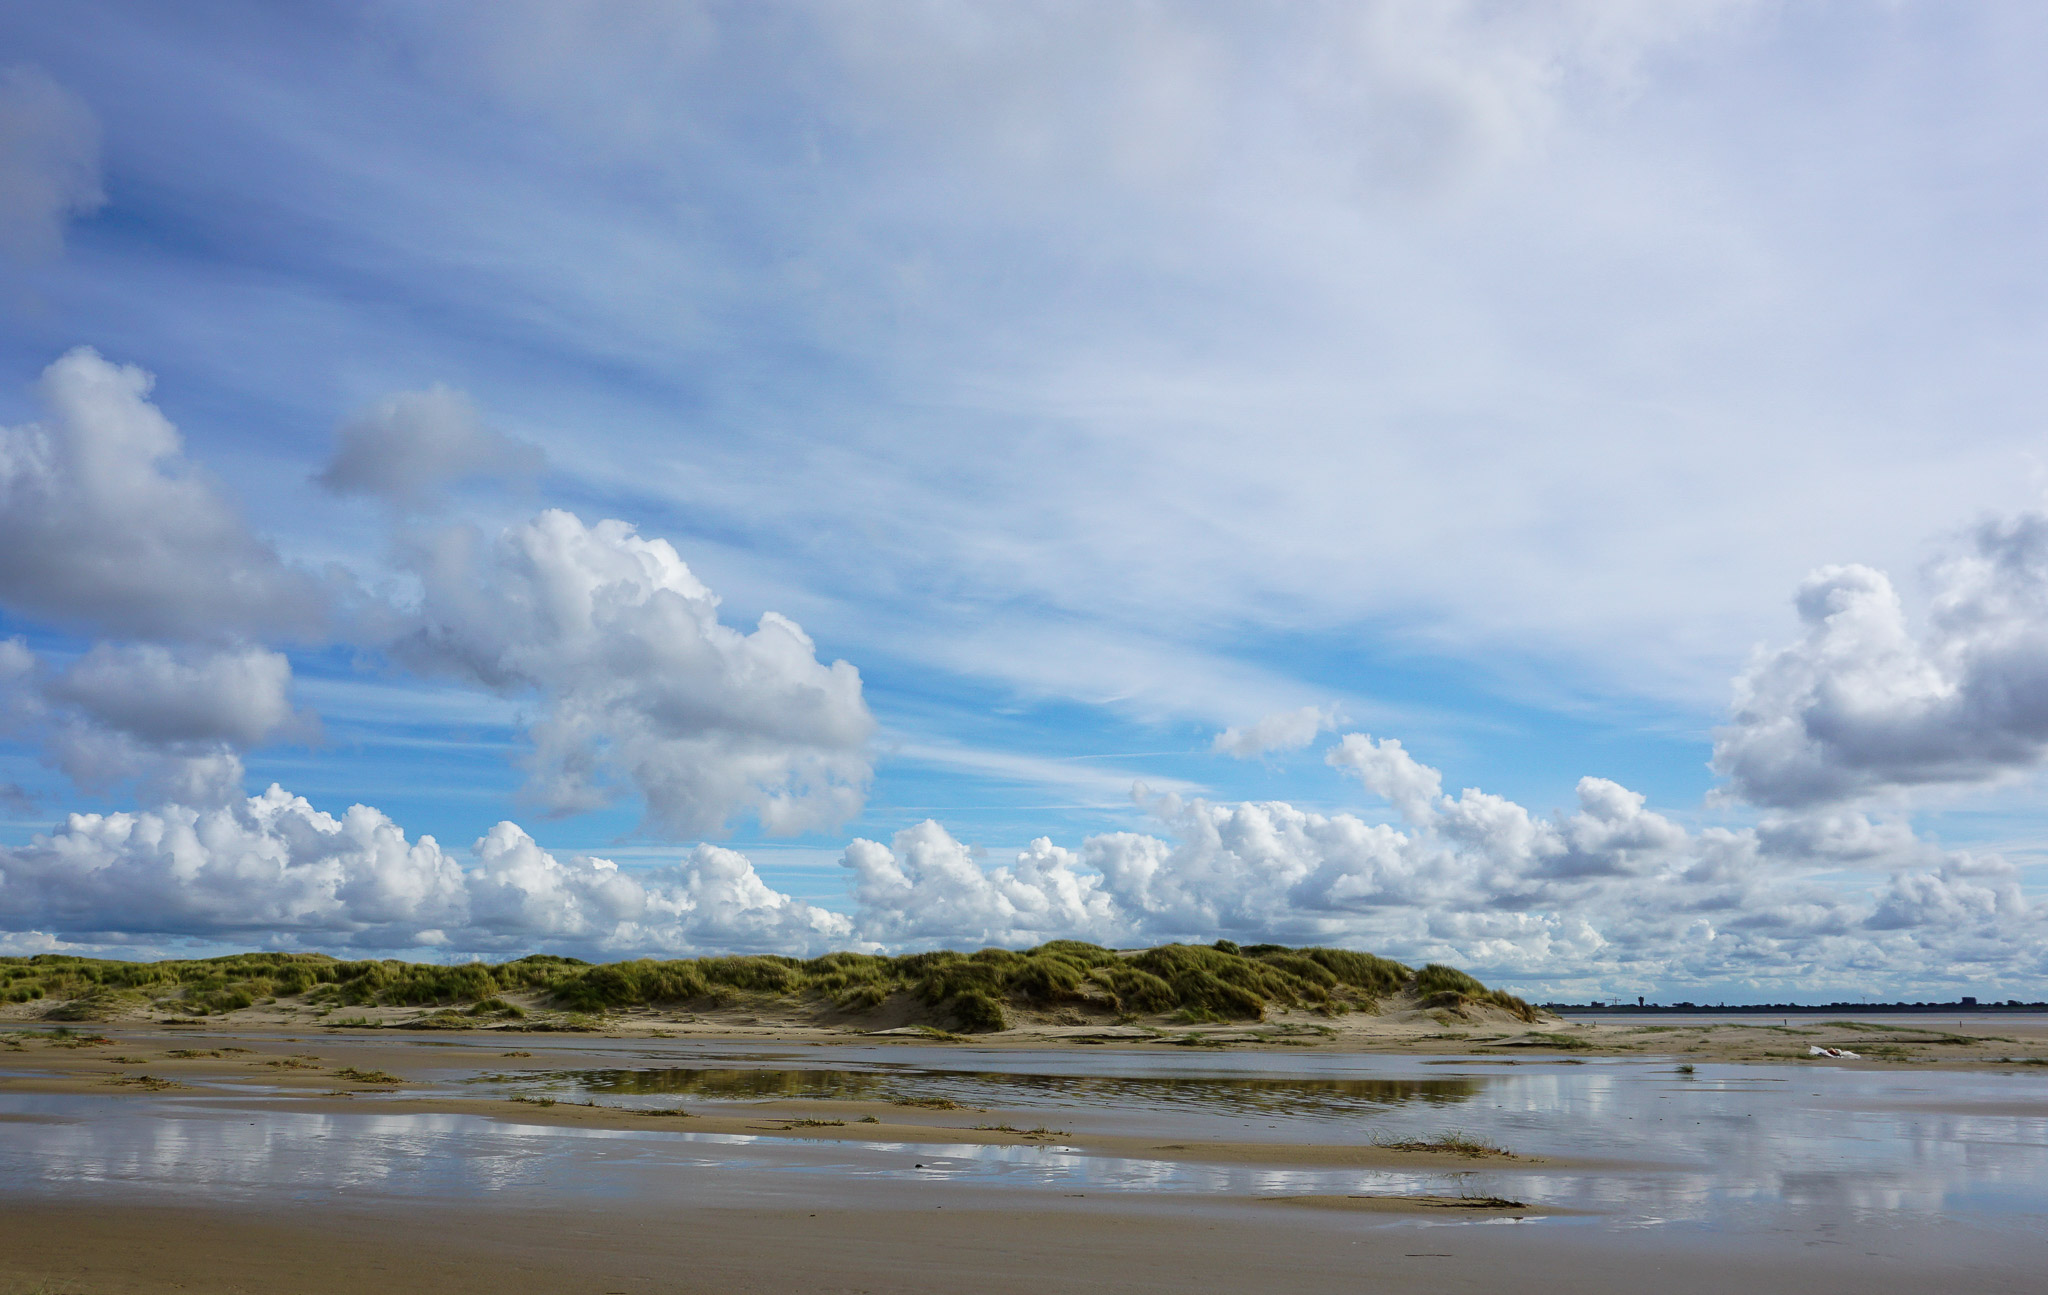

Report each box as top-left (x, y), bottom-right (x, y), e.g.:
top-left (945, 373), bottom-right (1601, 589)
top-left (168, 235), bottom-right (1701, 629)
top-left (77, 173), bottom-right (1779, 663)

top-left (2, 3), bottom-right (2047, 1000)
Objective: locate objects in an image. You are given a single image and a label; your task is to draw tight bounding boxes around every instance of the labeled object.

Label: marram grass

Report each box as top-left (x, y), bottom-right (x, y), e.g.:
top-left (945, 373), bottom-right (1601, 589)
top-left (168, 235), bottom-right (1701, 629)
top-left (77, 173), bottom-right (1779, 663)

top-left (1, 940), bottom-right (1537, 1032)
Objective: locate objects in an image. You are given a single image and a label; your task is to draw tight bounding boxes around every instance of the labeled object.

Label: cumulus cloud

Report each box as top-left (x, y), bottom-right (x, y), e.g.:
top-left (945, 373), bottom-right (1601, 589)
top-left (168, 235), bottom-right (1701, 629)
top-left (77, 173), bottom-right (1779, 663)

top-left (0, 638), bottom-right (306, 806)
top-left (844, 821), bottom-right (1118, 948)
top-left (43, 728), bottom-right (249, 807)
top-left (0, 743), bottom-right (2040, 994)
top-left (1325, 733), bottom-right (1444, 823)
top-left (50, 643), bottom-right (304, 748)
top-left (0, 65), bottom-right (103, 262)
top-left (0, 785), bottom-right (850, 954)
top-left (823, 735), bottom-right (2043, 994)
top-left (399, 509), bottom-right (874, 836)
top-left (317, 384), bottom-right (546, 509)
top-left (1716, 514), bottom-right (2048, 808)
top-left (0, 348), bottom-right (339, 641)
top-left (1212, 705), bottom-right (1335, 758)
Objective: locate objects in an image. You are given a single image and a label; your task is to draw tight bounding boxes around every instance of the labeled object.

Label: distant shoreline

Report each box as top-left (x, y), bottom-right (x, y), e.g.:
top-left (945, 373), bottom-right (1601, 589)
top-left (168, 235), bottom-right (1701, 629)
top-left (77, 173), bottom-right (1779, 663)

top-left (1549, 1001), bottom-right (2048, 1014)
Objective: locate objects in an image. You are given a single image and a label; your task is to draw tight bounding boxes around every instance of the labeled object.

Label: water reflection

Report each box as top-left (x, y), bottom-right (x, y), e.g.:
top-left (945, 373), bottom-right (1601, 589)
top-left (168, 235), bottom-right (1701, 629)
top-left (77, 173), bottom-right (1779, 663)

top-left (539, 1065), bottom-right (1483, 1118)
top-left (4, 1051), bottom-right (2046, 1238)
top-left (0, 1096), bottom-right (1522, 1207)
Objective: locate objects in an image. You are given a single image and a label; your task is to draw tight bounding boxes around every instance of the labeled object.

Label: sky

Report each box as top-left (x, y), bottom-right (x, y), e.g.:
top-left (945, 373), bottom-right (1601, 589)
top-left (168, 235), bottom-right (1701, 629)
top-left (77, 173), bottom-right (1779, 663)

top-left (2, 0), bottom-right (2046, 1002)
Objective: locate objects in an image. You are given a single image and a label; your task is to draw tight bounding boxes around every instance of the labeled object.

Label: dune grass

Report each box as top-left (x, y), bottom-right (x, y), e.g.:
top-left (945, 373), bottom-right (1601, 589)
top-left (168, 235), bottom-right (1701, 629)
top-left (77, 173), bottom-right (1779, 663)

top-left (3, 941), bottom-right (1537, 1034)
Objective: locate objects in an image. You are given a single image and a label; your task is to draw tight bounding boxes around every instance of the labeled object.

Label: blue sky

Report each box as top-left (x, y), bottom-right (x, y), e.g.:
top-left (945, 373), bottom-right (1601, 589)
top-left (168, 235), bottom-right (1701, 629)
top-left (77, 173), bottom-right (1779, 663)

top-left (2, 2), bottom-right (2047, 1001)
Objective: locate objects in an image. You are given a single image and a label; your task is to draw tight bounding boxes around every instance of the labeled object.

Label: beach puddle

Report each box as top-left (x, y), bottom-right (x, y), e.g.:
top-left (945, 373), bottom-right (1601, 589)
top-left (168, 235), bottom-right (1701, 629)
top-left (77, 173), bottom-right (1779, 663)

top-left (505, 1063), bottom-right (1487, 1123)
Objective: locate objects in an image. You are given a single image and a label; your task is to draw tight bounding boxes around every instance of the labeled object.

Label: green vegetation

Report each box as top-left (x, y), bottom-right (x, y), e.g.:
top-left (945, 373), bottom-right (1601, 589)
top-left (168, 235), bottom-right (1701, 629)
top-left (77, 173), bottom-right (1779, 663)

top-left (1491, 1030), bottom-right (1595, 1051)
top-left (332, 1067), bottom-right (402, 1084)
top-left (1412, 963), bottom-right (1541, 1019)
top-left (2, 940), bottom-right (1537, 1034)
top-left (1370, 1130), bottom-right (1515, 1159)
top-left (41, 1029), bottom-right (112, 1048)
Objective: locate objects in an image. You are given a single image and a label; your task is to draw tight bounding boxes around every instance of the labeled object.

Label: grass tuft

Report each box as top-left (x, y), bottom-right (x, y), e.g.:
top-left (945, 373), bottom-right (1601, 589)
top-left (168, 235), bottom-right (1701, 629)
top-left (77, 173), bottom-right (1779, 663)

top-left (1370, 1130), bottom-right (1515, 1159)
top-left (332, 1067), bottom-right (401, 1085)
top-left (1495, 1031), bottom-right (1594, 1051)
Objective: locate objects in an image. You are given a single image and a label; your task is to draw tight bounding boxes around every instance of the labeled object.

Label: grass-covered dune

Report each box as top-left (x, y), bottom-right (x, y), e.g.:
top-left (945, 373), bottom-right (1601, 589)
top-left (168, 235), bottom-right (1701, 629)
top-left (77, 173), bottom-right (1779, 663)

top-left (1, 941), bottom-right (1538, 1032)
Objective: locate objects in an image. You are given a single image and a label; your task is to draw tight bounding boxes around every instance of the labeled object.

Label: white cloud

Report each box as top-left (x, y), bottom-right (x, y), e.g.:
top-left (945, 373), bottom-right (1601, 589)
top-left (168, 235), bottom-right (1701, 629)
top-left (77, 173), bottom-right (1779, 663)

top-left (885, 737), bottom-right (1203, 807)
top-left (1326, 733), bottom-right (1444, 823)
top-left (399, 508), bottom-right (874, 837)
top-left (843, 821), bottom-right (1118, 948)
top-left (819, 738), bottom-right (2042, 995)
top-left (419, 1), bottom-right (1743, 198)
top-left (43, 727), bottom-right (248, 808)
top-left (0, 785), bottom-right (849, 955)
top-left (0, 348), bottom-right (339, 641)
top-left (317, 384), bottom-right (545, 508)
top-left (0, 64), bottom-right (103, 262)
top-left (2, 639), bottom-right (306, 807)
top-left (1212, 705), bottom-right (1335, 758)
top-left (1, 744), bottom-right (2041, 995)
top-left (50, 643), bottom-right (303, 748)
top-left (1716, 514), bottom-right (2048, 808)
top-left (822, 742), bottom-right (2045, 993)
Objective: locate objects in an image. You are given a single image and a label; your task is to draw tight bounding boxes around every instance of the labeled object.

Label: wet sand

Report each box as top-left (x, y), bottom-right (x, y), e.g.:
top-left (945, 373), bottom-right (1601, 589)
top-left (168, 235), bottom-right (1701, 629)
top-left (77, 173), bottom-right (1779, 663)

top-left (11, 987), bottom-right (2048, 1067)
top-left (2, 1194), bottom-right (2039, 1295)
top-left (6, 1020), bottom-right (2047, 1293)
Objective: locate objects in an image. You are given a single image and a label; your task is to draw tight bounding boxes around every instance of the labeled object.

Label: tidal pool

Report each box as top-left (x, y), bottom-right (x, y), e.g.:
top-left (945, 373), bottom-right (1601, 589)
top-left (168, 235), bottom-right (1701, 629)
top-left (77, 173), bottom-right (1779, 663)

top-left (5, 1041), bottom-right (2047, 1244)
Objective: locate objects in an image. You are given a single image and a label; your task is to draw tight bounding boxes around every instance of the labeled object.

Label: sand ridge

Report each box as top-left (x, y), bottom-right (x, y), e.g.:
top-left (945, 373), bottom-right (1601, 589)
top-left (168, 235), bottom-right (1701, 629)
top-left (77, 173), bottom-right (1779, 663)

top-left (10, 992), bottom-right (2048, 1066)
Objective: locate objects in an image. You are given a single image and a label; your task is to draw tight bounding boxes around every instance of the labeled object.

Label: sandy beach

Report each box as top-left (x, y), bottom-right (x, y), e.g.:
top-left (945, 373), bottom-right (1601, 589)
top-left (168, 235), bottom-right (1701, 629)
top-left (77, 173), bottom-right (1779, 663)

top-left (6, 1016), bottom-right (2047, 1293)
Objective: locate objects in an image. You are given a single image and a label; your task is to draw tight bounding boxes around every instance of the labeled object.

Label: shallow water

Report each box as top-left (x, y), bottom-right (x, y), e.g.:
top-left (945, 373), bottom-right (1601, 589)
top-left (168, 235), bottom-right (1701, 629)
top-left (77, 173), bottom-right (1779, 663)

top-left (6, 1042), bottom-right (2047, 1242)
top-left (517, 1060), bottom-right (1486, 1120)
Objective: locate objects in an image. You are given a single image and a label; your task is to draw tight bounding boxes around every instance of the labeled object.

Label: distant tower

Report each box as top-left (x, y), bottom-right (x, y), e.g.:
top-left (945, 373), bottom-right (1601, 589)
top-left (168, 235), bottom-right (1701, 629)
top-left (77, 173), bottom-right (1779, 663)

top-left (1638, 995), bottom-right (1645, 1008)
